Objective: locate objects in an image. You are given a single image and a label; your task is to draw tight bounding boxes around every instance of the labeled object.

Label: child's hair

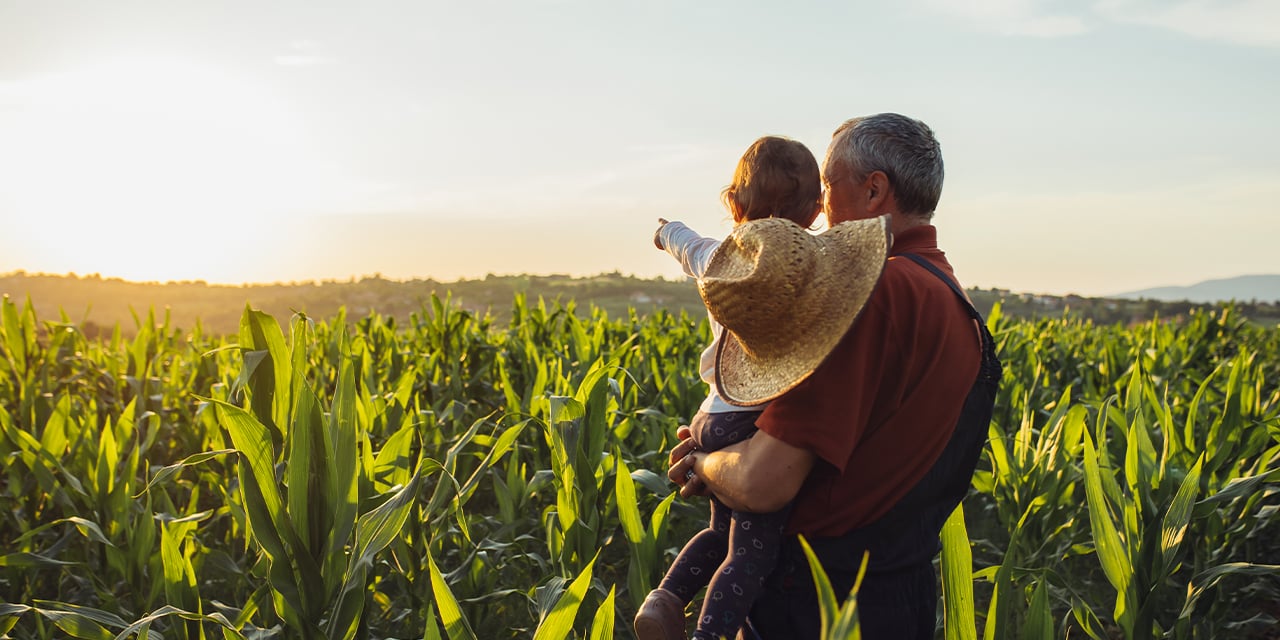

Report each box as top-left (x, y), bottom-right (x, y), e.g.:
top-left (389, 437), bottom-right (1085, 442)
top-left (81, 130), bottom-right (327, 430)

top-left (722, 136), bottom-right (821, 227)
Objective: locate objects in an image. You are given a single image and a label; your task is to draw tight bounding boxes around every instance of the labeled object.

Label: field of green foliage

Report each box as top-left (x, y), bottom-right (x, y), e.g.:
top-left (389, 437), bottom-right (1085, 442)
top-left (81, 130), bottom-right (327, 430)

top-left (1, 293), bottom-right (1278, 639)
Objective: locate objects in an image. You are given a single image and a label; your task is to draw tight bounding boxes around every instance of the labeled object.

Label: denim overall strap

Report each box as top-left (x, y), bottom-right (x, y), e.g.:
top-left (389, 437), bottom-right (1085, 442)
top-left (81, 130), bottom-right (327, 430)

top-left (800, 252), bottom-right (1001, 568)
top-left (742, 253), bottom-right (1003, 640)
top-left (901, 254), bottom-right (982, 321)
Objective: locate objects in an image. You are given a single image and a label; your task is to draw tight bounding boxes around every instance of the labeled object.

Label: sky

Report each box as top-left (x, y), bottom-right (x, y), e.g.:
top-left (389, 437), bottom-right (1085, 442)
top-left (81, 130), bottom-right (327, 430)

top-left (0, 0), bottom-right (1277, 297)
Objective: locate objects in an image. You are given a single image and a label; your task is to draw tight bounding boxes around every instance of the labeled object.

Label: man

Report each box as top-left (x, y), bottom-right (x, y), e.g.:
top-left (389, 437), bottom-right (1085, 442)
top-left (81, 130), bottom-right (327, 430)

top-left (668, 113), bottom-right (1002, 639)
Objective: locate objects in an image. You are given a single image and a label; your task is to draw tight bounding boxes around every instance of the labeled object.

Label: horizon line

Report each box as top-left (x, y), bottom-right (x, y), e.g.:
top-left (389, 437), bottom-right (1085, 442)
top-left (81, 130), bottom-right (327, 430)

top-left (7, 268), bottom-right (1279, 302)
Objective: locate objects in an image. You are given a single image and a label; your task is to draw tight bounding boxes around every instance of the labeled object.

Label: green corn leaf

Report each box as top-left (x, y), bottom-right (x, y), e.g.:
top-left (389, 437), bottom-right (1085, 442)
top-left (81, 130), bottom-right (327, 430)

top-left (456, 419), bottom-right (530, 504)
top-left (205, 397), bottom-right (320, 629)
top-left (111, 605), bottom-right (247, 640)
top-left (328, 464), bottom-right (428, 639)
top-left (981, 580), bottom-right (1000, 640)
top-left (2, 295), bottom-right (27, 374)
top-left (1082, 431), bottom-right (1135, 629)
top-left (648, 493), bottom-right (677, 552)
top-left (0, 552), bottom-right (77, 567)
top-left (326, 581), bottom-right (366, 640)
top-left (374, 421), bottom-right (416, 492)
top-left (137, 449), bottom-right (236, 497)
top-left (588, 585), bottom-right (616, 640)
top-left (1182, 361), bottom-right (1221, 453)
top-left (286, 377), bottom-right (324, 561)
top-left (352, 470), bottom-right (422, 572)
top-left (31, 602), bottom-right (128, 631)
top-left (204, 398), bottom-right (289, 558)
top-left (422, 603), bottom-right (442, 640)
top-left (1060, 404), bottom-right (1087, 458)
top-left (1159, 455), bottom-right (1203, 575)
top-left (153, 510), bottom-right (213, 526)
top-left (576, 361), bottom-right (614, 470)
top-left (614, 457), bottom-right (645, 546)
top-left (981, 482), bottom-right (1030, 640)
top-left (533, 552), bottom-right (598, 640)
top-left (159, 521), bottom-right (195, 612)
top-left (630, 469), bottom-right (670, 496)
top-left (323, 356), bottom-right (360, 588)
top-left (0, 603), bottom-right (26, 636)
top-left (1023, 581), bottom-right (1054, 640)
top-left (13, 602), bottom-right (127, 640)
top-left (1179, 562), bottom-right (1280, 619)
top-left (40, 393), bottom-right (70, 458)
top-left (2, 417), bottom-right (61, 494)
top-left (799, 536), bottom-right (841, 639)
top-left (39, 611), bottom-right (114, 640)
top-left (616, 454), bottom-right (654, 606)
top-left (289, 314), bottom-right (310, 409)
top-left (426, 546), bottom-right (478, 640)
top-left (424, 415), bottom-right (487, 517)
top-left (0, 605), bottom-right (26, 616)
top-left (940, 505), bottom-right (975, 640)
top-left (1193, 468), bottom-right (1280, 516)
top-left (10, 516), bottom-right (113, 548)
top-left (390, 362), bottom-right (418, 408)
top-left (548, 395), bottom-right (585, 425)
top-left (94, 419), bottom-right (117, 502)
top-left (1067, 597), bottom-right (1107, 640)
top-left (238, 307), bottom-right (292, 439)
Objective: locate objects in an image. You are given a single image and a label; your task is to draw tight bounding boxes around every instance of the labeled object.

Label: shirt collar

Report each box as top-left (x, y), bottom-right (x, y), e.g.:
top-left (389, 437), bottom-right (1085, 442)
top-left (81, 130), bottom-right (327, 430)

top-left (888, 224), bottom-right (938, 257)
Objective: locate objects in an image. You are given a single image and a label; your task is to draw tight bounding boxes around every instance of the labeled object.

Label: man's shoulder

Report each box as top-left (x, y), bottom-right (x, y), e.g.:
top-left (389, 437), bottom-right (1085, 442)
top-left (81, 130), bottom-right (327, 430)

top-left (861, 252), bottom-right (970, 338)
top-left (882, 251), bottom-right (960, 293)
top-left (870, 254), bottom-right (937, 301)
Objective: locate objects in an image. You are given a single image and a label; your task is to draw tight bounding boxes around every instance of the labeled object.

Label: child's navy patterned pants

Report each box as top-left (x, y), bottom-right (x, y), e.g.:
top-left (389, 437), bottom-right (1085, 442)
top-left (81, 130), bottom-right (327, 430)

top-left (658, 410), bottom-right (793, 640)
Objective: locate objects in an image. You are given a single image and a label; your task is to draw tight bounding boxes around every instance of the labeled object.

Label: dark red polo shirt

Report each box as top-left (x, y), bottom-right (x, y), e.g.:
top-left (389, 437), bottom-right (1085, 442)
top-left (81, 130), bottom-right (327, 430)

top-left (755, 224), bottom-right (982, 537)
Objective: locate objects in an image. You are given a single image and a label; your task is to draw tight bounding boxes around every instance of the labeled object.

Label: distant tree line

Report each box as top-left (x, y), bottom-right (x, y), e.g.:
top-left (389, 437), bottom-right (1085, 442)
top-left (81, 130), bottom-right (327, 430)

top-left (3, 271), bottom-right (1277, 339)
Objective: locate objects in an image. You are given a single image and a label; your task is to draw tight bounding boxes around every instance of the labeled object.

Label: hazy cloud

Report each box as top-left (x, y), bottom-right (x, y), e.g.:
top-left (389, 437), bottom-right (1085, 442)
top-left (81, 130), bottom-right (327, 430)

top-left (924, 0), bottom-right (1280, 46)
top-left (274, 55), bottom-right (333, 66)
top-left (1094, 0), bottom-right (1280, 48)
top-left (943, 171), bottom-right (1280, 295)
top-left (274, 40), bottom-right (334, 66)
top-left (354, 141), bottom-right (726, 221)
top-left (923, 0), bottom-right (1090, 38)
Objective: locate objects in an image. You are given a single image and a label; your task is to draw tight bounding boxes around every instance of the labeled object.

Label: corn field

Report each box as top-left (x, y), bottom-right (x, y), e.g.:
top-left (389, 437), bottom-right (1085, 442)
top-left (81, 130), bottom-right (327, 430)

top-left (1, 293), bottom-right (1278, 639)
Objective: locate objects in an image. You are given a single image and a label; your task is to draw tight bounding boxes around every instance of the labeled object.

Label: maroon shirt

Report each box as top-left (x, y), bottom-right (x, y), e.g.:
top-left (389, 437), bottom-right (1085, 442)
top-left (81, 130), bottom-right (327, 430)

top-left (755, 225), bottom-right (982, 536)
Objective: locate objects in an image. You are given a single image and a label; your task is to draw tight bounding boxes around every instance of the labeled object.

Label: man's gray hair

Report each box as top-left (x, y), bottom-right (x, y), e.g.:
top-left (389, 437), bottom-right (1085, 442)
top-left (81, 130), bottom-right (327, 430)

top-left (828, 113), bottom-right (944, 217)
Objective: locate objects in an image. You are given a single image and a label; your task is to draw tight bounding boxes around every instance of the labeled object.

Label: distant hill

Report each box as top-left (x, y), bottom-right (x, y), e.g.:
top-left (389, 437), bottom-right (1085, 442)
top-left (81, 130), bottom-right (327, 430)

top-left (0, 271), bottom-right (709, 337)
top-left (3, 271), bottom-right (1279, 338)
top-left (1113, 275), bottom-right (1280, 303)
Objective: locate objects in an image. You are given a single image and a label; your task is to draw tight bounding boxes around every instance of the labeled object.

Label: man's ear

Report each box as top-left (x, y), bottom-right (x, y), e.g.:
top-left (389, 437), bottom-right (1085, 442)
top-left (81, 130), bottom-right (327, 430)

top-left (865, 171), bottom-right (893, 213)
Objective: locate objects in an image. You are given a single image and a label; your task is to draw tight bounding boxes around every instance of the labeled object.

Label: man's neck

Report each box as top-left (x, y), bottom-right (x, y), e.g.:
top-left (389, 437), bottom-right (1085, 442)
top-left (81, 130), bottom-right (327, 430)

top-left (888, 213), bottom-right (931, 237)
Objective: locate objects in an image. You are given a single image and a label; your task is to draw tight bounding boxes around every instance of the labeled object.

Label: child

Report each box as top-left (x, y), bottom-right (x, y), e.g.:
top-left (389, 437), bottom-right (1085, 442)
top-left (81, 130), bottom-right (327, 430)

top-left (635, 136), bottom-right (822, 640)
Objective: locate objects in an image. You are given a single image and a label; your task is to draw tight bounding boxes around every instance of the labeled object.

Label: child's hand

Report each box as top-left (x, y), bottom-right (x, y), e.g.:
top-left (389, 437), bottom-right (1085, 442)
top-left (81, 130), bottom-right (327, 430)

top-left (668, 425), bottom-right (709, 498)
top-left (653, 218), bottom-right (669, 250)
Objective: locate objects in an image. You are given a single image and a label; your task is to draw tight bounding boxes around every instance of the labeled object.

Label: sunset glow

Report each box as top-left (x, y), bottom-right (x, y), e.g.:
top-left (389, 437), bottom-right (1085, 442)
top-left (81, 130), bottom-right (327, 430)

top-left (0, 57), bottom-right (357, 282)
top-left (1, 2), bottom-right (1277, 295)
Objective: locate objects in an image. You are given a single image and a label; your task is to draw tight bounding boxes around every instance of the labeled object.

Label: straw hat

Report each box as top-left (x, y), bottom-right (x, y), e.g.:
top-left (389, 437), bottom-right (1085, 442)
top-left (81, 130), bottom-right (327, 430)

top-left (699, 215), bottom-right (891, 406)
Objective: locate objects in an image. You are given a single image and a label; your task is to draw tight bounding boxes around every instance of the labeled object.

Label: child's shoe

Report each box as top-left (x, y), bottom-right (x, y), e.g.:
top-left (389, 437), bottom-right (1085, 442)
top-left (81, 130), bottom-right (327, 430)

top-left (633, 588), bottom-right (687, 640)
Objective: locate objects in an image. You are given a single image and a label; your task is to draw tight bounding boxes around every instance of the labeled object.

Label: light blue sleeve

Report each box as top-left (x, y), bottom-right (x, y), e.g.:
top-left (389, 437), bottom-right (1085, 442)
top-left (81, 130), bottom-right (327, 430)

top-left (658, 221), bottom-right (721, 278)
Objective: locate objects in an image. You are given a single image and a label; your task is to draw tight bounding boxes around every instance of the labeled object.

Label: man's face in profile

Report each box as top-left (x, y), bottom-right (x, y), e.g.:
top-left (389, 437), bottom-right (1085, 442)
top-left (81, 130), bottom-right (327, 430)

top-left (821, 159), bottom-right (865, 226)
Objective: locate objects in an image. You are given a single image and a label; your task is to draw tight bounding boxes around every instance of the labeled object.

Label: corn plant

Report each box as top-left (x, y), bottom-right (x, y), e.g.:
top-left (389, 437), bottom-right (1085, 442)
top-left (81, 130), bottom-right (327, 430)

top-left (4, 295), bottom-right (1278, 639)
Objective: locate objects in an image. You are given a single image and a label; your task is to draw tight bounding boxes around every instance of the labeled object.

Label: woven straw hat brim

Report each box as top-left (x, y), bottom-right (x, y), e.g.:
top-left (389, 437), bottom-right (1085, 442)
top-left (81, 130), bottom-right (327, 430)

top-left (707, 216), bottom-right (891, 406)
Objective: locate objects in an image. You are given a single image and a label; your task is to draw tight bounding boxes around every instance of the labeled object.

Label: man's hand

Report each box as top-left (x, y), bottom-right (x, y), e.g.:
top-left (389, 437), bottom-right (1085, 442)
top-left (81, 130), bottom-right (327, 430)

top-left (670, 425), bottom-right (816, 513)
top-left (653, 217), bottom-right (669, 250)
top-left (667, 425), bottom-right (709, 498)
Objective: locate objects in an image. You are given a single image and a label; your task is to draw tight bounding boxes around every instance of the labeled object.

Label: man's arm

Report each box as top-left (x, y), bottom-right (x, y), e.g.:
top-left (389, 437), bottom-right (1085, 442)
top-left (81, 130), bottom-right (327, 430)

top-left (668, 426), bottom-right (814, 513)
